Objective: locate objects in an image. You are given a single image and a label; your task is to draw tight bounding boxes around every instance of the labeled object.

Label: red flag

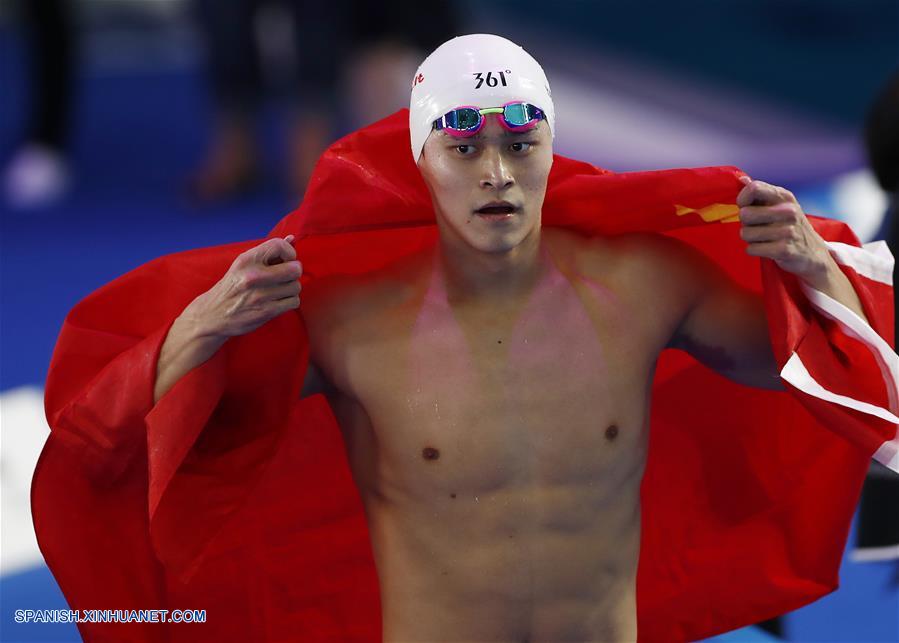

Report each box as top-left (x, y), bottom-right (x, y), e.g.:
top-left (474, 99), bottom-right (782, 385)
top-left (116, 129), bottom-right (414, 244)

top-left (34, 109), bottom-right (897, 642)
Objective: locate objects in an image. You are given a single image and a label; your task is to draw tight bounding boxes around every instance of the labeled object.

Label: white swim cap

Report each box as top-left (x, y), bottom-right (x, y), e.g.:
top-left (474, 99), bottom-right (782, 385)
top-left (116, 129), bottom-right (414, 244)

top-left (409, 34), bottom-right (555, 163)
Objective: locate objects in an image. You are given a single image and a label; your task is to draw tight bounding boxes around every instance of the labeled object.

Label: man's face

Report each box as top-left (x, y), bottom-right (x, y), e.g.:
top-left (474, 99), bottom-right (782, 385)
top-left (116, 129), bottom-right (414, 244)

top-left (417, 115), bottom-right (553, 254)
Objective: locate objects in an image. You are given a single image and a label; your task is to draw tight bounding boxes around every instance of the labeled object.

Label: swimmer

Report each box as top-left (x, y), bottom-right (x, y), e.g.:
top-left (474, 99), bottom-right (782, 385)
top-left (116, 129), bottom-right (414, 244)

top-left (159, 34), bottom-right (873, 641)
top-left (157, 34), bottom-right (864, 641)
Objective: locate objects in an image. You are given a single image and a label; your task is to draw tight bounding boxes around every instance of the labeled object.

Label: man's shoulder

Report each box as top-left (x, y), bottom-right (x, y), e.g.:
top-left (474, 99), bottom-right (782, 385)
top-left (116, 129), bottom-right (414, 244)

top-left (578, 230), bottom-right (719, 284)
top-left (302, 251), bottom-right (428, 331)
top-left (299, 252), bottom-right (429, 400)
top-left (572, 229), bottom-right (725, 322)
top-left (573, 230), bottom-right (677, 278)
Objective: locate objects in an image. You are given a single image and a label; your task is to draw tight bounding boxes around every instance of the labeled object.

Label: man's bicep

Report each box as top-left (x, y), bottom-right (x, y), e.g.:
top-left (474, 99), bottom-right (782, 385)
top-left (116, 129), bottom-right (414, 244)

top-left (668, 255), bottom-right (784, 391)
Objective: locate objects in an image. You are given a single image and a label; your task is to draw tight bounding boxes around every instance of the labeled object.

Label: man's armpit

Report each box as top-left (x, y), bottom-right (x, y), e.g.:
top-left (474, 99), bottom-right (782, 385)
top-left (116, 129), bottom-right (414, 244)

top-left (670, 280), bottom-right (783, 390)
top-left (300, 360), bottom-right (337, 399)
top-left (671, 332), bottom-right (739, 373)
top-left (646, 234), bottom-right (782, 389)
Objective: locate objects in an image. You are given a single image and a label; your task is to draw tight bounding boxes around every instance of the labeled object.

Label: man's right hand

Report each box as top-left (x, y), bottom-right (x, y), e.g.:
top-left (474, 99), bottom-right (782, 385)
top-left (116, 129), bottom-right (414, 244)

top-left (185, 235), bottom-right (303, 339)
top-left (154, 235), bottom-right (302, 404)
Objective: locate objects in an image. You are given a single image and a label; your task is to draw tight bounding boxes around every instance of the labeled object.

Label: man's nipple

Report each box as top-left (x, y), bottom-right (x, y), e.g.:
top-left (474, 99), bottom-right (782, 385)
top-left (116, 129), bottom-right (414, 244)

top-left (605, 424), bottom-right (619, 441)
top-left (422, 446), bottom-right (440, 460)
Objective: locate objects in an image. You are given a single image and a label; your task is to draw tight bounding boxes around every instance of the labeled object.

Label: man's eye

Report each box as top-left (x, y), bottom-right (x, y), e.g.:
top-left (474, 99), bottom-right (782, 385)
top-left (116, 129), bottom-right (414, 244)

top-left (455, 145), bottom-right (475, 155)
top-left (510, 142), bottom-right (533, 152)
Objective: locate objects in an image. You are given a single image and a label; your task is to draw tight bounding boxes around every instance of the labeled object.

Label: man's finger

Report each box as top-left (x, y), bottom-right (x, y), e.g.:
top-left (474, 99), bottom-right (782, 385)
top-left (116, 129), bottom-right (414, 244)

top-left (740, 222), bottom-right (793, 244)
top-left (240, 260), bottom-right (302, 288)
top-left (263, 260), bottom-right (303, 284)
top-left (738, 203), bottom-right (796, 226)
top-left (257, 237), bottom-right (298, 266)
top-left (744, 239), bottom-right (788, 259)
top-left (736, 180), bottom-right (787, 208)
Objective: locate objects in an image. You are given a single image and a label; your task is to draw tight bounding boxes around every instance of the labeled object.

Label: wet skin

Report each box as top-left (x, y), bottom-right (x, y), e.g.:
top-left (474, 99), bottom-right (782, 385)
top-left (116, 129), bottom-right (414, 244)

top-left (298, 117), bottom-right (776, 642)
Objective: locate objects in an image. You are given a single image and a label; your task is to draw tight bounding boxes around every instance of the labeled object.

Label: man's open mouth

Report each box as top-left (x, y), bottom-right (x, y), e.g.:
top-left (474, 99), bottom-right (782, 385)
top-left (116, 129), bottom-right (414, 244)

top-left (475, 203), bottom-right (518, 215)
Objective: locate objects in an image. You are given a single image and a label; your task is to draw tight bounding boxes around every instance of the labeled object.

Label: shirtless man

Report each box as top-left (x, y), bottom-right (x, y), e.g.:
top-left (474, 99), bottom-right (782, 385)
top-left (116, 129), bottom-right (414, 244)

top-left (154, 35), bottom-right (871, 642)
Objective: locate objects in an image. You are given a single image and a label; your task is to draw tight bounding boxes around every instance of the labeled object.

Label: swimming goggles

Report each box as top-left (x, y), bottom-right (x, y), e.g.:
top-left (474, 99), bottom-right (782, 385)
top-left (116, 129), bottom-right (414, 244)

top-left (432, 102), bottom-right (546, 137)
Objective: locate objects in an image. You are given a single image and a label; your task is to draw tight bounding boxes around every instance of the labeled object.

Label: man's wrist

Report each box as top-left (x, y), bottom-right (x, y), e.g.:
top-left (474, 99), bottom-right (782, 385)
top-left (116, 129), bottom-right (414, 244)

top-left (163, 313), bottom-right (227, 364)
top-left (797, 254), bottom-right (870, 324)
top-left (796, 252), bottom-right (838, 292)
top-left (171, 311), bottom-right (227, 360)
top-left (178, 294), bottom-right (228, 343)
top-left (154, 316), bottom-right (227, 405)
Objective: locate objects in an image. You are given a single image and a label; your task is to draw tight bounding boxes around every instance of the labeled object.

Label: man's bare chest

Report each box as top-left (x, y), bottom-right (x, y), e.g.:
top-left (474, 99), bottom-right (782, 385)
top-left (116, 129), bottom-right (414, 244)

top-left (319, 259), bottom-right (669, 501)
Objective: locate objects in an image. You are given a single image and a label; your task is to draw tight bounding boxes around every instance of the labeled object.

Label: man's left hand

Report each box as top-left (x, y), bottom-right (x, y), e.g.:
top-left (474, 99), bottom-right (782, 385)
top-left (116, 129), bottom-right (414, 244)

top-left (736, 175), bottom-right (832, 282)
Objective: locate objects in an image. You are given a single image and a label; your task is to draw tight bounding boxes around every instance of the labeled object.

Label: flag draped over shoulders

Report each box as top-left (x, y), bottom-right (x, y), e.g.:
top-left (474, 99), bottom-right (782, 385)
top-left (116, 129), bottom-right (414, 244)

top-left (33, 109), bottom-right (897, 642)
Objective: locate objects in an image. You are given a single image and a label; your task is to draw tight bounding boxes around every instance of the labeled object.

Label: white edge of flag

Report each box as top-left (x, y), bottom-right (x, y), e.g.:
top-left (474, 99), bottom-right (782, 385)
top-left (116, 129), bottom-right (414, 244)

top-left (778, 240), bottom-right (899, 474)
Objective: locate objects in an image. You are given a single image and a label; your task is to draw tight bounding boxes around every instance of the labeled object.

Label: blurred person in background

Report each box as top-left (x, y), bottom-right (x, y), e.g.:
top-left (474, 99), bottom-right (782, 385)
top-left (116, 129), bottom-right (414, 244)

top-left (857, 67), bottom-right (899, 581)
top-left (189, 0), bottom-right (349, 202)
top-left (342, 0), bottom-right (459, 131)
top-left (3, 0), bottom-right (77, 208)
top-left (189, 0), bottom-right (459, 203)
top-left (866, 68), bottom-right (898, 248)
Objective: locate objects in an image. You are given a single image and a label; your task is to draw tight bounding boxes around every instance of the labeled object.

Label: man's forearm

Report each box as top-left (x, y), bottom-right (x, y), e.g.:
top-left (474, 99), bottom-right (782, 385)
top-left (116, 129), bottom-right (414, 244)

top-left (153, 315), bottom-right (227, 404)
top-left (799, 255), bottom-right (870, 325)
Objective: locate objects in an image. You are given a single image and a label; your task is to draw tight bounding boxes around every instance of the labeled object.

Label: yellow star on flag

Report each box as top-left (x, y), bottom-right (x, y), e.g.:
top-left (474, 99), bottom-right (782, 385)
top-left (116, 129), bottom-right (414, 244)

top-left (675, 203), bottom-right (740, 224)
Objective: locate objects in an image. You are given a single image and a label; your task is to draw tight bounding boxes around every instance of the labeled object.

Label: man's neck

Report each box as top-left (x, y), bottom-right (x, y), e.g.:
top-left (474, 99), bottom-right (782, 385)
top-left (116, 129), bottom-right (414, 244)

top-left (435, 226), bottom-right (547, 306)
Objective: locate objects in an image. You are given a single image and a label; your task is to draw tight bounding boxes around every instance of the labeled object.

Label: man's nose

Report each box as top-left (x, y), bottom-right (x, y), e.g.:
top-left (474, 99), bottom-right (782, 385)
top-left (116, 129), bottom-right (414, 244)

top-left (479, 149), bottom-right (514, 190)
